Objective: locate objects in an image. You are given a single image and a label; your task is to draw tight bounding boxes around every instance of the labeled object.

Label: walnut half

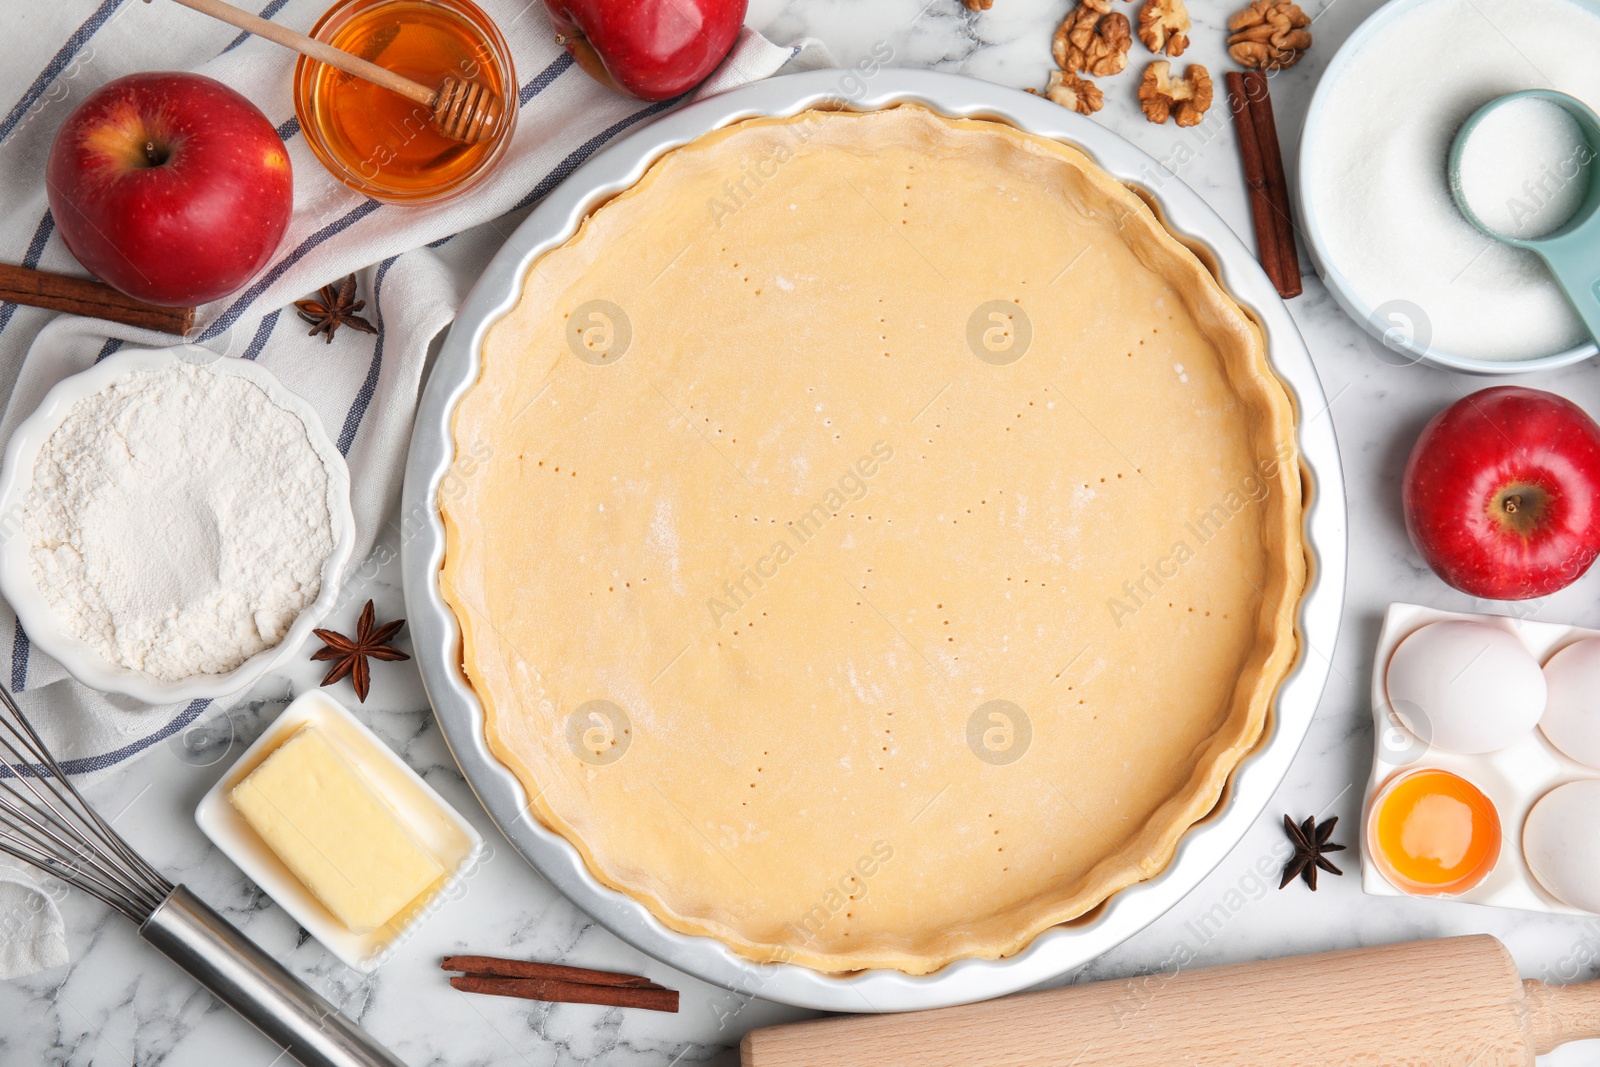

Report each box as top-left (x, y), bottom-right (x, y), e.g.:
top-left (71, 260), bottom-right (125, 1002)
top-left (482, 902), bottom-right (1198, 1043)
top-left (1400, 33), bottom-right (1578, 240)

top-left (1138, 60), bottom-right (1213, 127)
top-left (1026, 70), bottom-right (1105, 115)
top-left (1137, 0), bottom-right (1190, 56)
top-left (1053, 0), bottom-right (1133, 78)
top-left (963, 0), bottom-right (994, 10)
top-left (1227, 0), bottom-right (1312, 70)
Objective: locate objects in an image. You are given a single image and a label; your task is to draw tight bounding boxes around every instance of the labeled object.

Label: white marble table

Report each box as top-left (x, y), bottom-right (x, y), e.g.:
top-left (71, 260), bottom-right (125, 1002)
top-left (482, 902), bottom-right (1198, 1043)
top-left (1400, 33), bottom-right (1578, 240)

top-left (9, 1), bottom-right (1600, 1063)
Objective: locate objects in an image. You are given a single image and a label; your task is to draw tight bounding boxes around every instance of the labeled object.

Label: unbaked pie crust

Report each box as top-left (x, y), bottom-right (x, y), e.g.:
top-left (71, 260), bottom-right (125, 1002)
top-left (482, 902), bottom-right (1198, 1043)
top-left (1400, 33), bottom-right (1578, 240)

top-left (440, 105), bottom-right (1306, 974)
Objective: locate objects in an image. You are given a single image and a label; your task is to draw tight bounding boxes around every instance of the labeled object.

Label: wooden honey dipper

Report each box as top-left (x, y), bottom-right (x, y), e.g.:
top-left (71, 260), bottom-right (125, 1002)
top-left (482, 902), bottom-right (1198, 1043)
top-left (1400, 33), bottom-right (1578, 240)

top-left (150, 0), bottom-right (504, 145)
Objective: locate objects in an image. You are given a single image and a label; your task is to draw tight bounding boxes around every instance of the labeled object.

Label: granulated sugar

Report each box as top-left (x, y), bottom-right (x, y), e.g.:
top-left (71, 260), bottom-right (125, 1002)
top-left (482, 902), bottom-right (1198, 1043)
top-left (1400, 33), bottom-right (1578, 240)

top-left (1457, 97), bottom-right (1589, 239)
top-left (24, 360), bottom-right (335, 682)
top-left (1305, 0), bottom-right (1600, 361)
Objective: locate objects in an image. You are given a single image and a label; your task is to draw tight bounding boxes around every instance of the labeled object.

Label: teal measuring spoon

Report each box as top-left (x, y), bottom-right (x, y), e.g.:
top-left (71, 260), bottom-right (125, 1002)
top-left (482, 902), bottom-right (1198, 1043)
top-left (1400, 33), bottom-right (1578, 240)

top-left (1448, 89), bottom-right (1600, 348)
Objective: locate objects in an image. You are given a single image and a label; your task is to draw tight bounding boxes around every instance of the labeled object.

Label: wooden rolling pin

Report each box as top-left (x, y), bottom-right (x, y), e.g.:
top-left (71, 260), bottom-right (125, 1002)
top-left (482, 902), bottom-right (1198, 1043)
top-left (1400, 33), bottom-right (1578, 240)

top-left (741, 936), bottom-right (1600, 1066)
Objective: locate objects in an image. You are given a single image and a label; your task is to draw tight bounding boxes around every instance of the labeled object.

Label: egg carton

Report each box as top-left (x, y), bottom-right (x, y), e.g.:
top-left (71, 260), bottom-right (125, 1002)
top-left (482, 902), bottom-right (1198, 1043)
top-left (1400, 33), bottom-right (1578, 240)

top-left (1361, 601), bottom-right (1600, 915)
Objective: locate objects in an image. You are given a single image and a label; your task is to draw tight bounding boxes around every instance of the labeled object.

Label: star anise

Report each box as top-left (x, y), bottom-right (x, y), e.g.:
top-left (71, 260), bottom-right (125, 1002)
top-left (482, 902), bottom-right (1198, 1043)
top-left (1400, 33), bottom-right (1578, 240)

top-left (311, 600), bottom-right (409, 703)
top-left (294, 274), bottom-right (377, 343)
top-left (1279, 814), bottom-right (1346, 891)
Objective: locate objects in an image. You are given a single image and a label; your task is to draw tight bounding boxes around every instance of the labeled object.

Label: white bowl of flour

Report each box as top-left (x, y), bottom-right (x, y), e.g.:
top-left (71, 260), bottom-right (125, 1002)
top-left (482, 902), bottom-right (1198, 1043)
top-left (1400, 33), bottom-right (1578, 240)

top-left (0, 347), bottom-right (355, 704)
top-left (1298, 0), bottom-right (1600, 372)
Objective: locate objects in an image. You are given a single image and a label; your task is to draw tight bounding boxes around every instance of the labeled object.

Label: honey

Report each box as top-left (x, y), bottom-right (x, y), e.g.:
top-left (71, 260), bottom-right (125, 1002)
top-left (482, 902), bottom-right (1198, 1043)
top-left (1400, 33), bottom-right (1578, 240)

top-left (295, 0), bottom-right (515, 203)
top-left (1368, 768), bottom-right (1502, 896)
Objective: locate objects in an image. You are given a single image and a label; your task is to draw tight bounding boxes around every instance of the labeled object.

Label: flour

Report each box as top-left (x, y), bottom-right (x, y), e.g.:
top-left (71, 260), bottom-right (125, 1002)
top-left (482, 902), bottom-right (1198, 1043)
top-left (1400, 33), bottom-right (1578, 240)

top-left (24, 361), bottom-right (335, 682)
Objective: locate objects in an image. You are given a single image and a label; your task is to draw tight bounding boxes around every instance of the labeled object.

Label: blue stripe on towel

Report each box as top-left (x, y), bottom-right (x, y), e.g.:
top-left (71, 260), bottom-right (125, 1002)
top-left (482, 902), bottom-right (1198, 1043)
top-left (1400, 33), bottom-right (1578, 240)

top-left (10, 621), bottom-right (29, 693)
top-left (242, 309), bottom-right (280, 360)
top-left (0, 212), bottom-right (57, 339)
top-left (520, 52), bottom-right (574, 106)
top-left (67, 699), bottom-right (211, 776)
top-left (199, 198), bottom-right (382, 342)
top-left (336, 256), bottom-right (397, 454)
top-left (511, 96), bottom-right (681, 213)
top-left (92, 337), bottom-right (123, 364)
top-left (219, 0), bottom-right (291, 55)
top-left (0, 698), bottom-right (213, 778)
top-left (0, 0), bottom-right (127, 147)
top-left (0, 213), bottom-right (59, 688)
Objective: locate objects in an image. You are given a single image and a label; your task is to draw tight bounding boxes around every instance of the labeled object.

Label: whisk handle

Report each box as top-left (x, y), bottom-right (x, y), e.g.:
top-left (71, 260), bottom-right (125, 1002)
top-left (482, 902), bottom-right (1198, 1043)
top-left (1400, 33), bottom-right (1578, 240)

top-left (141, 885), bottom-right (408, 1067)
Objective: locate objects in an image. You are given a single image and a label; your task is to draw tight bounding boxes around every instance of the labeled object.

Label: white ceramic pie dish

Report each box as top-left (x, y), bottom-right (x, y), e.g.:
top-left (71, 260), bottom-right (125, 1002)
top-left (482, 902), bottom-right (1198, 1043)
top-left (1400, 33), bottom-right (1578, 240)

top-left (400, 69), bottom-right (1348, 1012)
top-left (0, 346), bottom-right (356, 705)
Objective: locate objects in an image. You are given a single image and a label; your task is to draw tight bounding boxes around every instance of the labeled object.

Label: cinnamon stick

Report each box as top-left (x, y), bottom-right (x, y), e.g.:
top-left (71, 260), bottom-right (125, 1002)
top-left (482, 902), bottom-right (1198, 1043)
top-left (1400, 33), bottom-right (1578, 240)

top-left (441, 955), bottom-right (665, 989)
top-left (1225, 72), bottom-right (1288, 297)
top-left (450, 974), bottom-right (680, 1013)
top-left (1242, 70), bottom-right (1302, 298)
top-left (0, 264), bottom-right (194, 335)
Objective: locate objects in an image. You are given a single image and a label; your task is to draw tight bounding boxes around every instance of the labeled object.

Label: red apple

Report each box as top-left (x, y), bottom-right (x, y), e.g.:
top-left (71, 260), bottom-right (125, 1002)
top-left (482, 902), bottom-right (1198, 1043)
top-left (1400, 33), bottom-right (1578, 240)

top-left (1403, 386), bottom-right (1600, 600)
top-left (545, 0), bottom-right (748, 101)
top-left (46, 72), bottom-right (292, 307)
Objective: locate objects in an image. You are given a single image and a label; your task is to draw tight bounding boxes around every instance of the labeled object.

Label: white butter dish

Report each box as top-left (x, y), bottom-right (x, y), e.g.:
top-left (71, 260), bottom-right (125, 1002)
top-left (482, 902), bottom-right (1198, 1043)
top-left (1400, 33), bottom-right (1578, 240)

top-left (1362, 602), bottom-right (1600, 916)
top-left (197, 689), bottom-right (483, 972)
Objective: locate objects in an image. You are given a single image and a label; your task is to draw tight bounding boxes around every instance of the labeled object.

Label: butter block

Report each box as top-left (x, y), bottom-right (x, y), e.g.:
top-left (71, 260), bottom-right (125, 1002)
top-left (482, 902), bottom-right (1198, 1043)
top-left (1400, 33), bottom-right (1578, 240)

top-left (231, 726), bottom-right (444, 934)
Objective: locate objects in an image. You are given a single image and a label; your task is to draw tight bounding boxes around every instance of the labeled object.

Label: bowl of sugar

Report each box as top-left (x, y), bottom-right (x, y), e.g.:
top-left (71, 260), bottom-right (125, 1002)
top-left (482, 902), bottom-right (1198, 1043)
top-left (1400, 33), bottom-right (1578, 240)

top-left (0, 346), bottom-right (356, 704)
top-left (1298, 0), bottom-right (1600, 374)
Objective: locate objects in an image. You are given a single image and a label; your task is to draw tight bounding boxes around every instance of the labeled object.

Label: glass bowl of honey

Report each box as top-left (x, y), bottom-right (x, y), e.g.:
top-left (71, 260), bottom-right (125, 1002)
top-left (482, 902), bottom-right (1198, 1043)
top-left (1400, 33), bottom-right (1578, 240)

top-left (294, 0), bottom-right (516, 204)
top-left (1366, 767), bottom-right (1503, 897)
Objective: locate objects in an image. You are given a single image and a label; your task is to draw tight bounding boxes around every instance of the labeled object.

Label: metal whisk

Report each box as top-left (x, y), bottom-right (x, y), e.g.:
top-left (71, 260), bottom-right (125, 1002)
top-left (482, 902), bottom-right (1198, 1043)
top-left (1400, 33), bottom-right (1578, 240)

top-left (0, 685), bottom-right (407, 1067)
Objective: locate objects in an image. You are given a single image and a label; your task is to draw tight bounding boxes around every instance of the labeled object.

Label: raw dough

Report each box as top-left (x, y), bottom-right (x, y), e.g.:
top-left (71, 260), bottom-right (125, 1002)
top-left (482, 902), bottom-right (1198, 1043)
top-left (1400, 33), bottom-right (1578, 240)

top-left (441, 106), bottom-right (1305, 973)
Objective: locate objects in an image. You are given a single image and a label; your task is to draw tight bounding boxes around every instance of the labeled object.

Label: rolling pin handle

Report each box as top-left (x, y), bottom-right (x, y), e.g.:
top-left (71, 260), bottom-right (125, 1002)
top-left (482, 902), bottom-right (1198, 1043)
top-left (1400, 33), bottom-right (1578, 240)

top-left (1523, 978), bottom-right (1600, 1055)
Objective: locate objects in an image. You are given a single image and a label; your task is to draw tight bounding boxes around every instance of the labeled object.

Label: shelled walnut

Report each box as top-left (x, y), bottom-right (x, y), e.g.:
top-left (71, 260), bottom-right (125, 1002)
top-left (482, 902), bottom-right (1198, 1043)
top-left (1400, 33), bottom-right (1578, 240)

top-left (1137, 0), bottom-right (1190, 56)
top-left (1026, 69), bottom-right (1105, 115)
top-left (1138, 60), bottom-right (1213, 126)
top-left (1053, 0), bottom-right (1133, 78)
top-left (963, 0), bottom-right (994, 9)
top-left (1227, 0), bottom-right (1311, 70)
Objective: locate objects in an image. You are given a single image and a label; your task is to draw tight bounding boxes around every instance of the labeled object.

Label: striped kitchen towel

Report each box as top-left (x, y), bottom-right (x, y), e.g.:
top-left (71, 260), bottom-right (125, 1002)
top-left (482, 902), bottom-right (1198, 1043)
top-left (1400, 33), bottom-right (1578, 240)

top-left (0, 0), bottom-right (829, 776)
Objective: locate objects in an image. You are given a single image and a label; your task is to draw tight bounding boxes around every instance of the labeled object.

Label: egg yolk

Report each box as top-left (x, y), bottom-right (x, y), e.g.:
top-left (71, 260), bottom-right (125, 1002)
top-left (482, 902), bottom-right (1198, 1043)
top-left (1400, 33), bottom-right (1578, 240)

top-left (1371, 768), bottom-right (1501, 895)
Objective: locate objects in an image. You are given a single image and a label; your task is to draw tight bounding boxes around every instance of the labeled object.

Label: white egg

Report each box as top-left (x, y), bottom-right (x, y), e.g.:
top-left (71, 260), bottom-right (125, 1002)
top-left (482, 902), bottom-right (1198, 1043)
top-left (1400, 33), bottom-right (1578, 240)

top-left (1523, 780), bottom-right (1600, 912)
top-left (1541, 638), bottom-right (1600, 769)
top-left (1384, 620), bottom-right (1545, 754)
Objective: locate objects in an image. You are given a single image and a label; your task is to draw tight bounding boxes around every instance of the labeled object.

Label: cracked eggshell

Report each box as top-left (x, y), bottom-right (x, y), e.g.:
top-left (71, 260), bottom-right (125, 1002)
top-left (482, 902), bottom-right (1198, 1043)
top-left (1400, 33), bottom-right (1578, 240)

top-left (1541, 638), bottom-right (1600, 769)
top-left (1384, 620), bottom-right (1546, 755)
top-left (1523, 780), bottom-right (1600, 913)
